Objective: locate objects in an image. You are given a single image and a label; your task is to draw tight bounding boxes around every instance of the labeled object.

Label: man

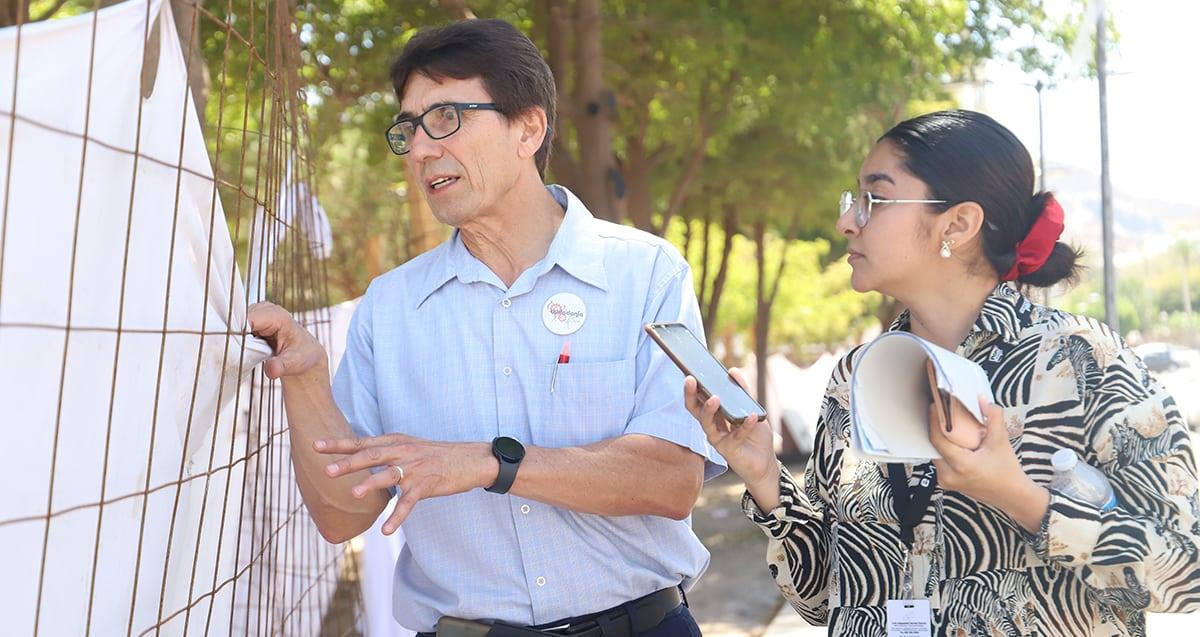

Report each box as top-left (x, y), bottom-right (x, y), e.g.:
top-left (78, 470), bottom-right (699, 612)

top-left (248, 18), bottom-right (721, 637)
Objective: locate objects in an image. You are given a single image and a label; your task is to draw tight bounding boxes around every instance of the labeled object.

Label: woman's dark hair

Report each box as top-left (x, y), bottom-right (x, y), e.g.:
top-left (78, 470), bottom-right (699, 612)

top-left (879, 109), bottom-right (1082, 288)
top-left (390, 19), bottom-right (556, 177)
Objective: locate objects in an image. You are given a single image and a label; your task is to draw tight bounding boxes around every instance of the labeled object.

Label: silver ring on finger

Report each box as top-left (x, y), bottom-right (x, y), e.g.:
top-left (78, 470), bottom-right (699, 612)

top-left (391, 464), bottom-right (405, 482)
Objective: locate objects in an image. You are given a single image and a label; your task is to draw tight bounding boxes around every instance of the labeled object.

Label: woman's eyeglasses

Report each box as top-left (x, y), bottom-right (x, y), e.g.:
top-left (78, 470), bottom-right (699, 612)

top-left (838, 190), bottom-right (947, 228)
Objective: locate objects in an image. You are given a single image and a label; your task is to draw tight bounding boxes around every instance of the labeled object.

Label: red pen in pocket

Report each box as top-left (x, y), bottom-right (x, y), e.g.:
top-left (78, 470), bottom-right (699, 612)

top-left (550, 340), bottom-right (570, 393)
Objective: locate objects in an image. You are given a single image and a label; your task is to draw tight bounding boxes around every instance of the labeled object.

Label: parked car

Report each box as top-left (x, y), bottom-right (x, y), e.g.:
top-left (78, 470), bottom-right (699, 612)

top-left (1135, 343), bottom-right (1198, 373)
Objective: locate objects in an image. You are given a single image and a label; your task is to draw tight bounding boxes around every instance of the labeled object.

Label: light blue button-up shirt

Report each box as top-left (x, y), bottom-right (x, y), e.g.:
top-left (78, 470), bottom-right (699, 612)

top-left (332, 186), bottom-right (724, 631)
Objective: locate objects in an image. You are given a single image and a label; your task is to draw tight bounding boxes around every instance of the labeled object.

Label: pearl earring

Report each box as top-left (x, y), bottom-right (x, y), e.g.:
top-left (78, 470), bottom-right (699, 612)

top-left (940, 239), bottom-right (954, 259)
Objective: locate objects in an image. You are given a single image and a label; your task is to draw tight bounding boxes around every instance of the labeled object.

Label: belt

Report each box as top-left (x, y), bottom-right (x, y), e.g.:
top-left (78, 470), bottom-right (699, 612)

top-left (423, 587), bottom-right (684, 637)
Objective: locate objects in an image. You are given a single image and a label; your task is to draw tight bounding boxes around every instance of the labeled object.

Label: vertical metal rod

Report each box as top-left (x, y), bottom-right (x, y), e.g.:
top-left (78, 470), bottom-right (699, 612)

top-left (1036, 80), bottom-right (1047, 192)
top-left (1097, 0), bottom-right (1118, 332)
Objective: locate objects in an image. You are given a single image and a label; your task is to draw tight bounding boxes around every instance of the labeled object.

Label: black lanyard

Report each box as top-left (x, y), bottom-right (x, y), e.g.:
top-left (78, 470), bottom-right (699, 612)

top-left (886, 462), bottom-right (937, 550)
top-left (885, 289), bottom-right (1036, 550)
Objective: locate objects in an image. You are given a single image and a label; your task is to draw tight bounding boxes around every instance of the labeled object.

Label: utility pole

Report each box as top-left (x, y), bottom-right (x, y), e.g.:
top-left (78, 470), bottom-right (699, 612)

top-left (1096, 0), bottom-right (1118, 333)
top-left (1183, 242), bottom-right (1194, 346)
top-left (1036, 80), bottom-right (1047, 192)
top-left (1034, 78), bottom-right (1054, 307)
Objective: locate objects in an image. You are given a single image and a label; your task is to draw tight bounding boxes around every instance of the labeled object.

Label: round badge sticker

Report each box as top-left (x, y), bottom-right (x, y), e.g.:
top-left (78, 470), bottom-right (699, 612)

top-left (542, 292), bottom-right (587, 336)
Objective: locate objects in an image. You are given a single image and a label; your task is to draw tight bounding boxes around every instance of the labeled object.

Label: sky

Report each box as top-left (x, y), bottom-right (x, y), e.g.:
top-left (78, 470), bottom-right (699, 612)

top-left (964, 0), bottom-right (1199, 199)
top-left (951, 0), bottom-right (1200, 259)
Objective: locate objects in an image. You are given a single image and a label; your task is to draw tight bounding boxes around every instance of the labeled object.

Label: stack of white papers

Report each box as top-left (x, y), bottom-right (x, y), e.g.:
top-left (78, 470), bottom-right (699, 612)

top-left (849, 332), bottom-right (994, 463)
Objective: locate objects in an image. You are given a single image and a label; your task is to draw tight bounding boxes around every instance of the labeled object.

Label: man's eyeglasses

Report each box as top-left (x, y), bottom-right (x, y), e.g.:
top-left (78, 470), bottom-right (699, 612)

top-left (838, 190), bottom-right (947, 228)
top-left (385, 102), bottom-right (499, 155)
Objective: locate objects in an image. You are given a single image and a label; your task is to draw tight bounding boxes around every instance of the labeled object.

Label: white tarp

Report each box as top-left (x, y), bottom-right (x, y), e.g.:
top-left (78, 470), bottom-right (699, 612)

top-left (0, 0), bottom-right (326, 634)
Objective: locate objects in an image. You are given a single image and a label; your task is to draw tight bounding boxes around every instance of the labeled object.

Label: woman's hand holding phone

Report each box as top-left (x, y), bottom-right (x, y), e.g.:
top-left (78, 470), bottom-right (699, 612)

top-left (684, 368), bottom-right (781, 511)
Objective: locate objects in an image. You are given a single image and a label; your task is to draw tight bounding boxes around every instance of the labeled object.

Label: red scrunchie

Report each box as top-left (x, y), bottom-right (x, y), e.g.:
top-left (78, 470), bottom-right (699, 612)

top-left (1002, 194), bottom-right (1065, 282)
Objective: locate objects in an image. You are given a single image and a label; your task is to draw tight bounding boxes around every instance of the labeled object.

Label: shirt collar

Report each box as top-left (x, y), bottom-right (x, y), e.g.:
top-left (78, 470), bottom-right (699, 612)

top-left (541, 185), bottom-right (609, 292)
top-left (413, 185), bottom-right (609, 309)
top-left (889, 282), bottom-right (1031, 347)
top-left (411, 231), bottom-right (472, 309)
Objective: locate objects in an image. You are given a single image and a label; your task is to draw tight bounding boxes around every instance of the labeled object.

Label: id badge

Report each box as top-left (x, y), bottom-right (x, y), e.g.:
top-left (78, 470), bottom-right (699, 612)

top-left (885, 599), bottom-right (931, 637)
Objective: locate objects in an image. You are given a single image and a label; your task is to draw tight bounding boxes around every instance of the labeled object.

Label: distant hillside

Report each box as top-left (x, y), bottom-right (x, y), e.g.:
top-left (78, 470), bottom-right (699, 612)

top-left (1044, 163), bottom-right (1200, 265)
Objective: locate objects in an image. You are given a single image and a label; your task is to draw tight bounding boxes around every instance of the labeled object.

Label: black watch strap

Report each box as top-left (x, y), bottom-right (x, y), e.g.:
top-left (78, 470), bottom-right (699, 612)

top-left (486, 458), bottom-right (519, 495)
top-left (485, 436), bottom-right (524, 495)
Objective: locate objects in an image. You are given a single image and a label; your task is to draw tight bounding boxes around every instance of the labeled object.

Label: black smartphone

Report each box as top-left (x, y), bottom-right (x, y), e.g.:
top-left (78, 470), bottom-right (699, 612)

top-left (645, 322), bottom-right (767, 424)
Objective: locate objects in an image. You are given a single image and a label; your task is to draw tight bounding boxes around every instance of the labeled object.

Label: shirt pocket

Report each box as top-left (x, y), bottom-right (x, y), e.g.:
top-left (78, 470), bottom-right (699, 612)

top-left (534, 358), bottom-right (636, 448)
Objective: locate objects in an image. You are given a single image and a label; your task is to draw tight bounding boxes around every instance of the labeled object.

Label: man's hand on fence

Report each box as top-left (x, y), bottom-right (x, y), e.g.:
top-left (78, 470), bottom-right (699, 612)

top-left (248, 302), bottom-right (329, 380)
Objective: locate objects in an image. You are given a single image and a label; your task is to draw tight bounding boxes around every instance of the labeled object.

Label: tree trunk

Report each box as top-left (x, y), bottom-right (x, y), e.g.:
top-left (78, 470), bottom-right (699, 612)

top-left (754, 217), bottom-right (799, 454)
top-left (366, 234), bottom-right (386, 281)
top-left (623, 134), bottom-right (654, 231)
top-left (702, 205), bottom-right (736, 338)
top-left (651, 70), bottom-right (736, 235)
top-left (0, 0), bottom-right (28, 27)
top-left (681, 215), bottom-right (692, 264)
top-left (720, 324), bottom-right (737, 368)
top-left (753, 219), bottom-right (770, 410)
top-left (405, 164), bottom-right (445, 258)
top-left (541, 0), bottom-right (580, 190)
top-left (572, 0), bottom-right (616, 220)
top-left (654, 141), bottom-right (706, 236)
top-left (697, 210), bottom-right (711, 314)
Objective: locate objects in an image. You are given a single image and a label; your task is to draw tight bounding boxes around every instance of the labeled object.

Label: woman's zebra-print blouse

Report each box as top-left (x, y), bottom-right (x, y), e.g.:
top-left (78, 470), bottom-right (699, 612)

top-left (742, 283), bottom-right (1200, 636)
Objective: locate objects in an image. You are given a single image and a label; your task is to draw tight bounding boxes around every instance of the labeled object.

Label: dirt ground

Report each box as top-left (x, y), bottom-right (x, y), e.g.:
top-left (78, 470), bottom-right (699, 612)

top-left (685, 460), bottom-right (807, 637)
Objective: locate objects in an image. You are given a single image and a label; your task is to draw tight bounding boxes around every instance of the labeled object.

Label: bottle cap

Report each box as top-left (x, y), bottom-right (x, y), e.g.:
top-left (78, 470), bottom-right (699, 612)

top-left (1051, 449), bottom-right (1078, 472)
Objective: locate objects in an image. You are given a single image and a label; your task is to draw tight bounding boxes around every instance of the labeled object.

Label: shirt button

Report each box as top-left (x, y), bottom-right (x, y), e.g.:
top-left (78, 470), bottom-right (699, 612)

top-left (520, 504), bottom-right (530, 515)
top-left (501, 298), bottom-right (512, 308)
top-left (536, 576), bottom-right (546, 587)
top-left (502, 366), bottom-right (512, 376)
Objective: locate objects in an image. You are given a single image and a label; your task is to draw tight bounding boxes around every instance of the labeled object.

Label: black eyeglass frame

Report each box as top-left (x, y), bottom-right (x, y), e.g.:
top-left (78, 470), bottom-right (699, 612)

top-left (385, 102), bottom-right (500, 155)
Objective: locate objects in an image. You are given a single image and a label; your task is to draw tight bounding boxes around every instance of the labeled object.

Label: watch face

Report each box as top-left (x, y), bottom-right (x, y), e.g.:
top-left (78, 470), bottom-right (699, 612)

top-left (494, 436), bottom-right (525, 463)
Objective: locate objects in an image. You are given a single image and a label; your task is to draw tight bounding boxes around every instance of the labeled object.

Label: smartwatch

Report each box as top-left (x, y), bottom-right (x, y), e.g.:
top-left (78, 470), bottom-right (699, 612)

top-left (485, 436), bottom-right (525, 495)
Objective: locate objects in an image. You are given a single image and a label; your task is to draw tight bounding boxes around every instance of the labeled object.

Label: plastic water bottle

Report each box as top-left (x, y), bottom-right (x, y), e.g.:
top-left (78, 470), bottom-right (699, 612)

top-left (1050, 449), bottom-right (1117, 511)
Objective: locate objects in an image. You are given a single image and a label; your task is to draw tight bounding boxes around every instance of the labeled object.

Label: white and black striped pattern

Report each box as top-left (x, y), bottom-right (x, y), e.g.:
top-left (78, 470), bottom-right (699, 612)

top-left (742, 283), bottom-right (1200, 636)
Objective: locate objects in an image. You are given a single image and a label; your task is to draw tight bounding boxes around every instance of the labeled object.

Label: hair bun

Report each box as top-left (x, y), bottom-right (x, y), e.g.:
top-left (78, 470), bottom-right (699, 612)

top-left (1016, 193), bottom-right (1081, 288)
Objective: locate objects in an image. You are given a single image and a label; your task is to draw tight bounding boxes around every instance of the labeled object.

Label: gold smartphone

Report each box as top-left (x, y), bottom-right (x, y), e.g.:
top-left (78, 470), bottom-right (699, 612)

top-left (645, 322), bottom-right (766, 424)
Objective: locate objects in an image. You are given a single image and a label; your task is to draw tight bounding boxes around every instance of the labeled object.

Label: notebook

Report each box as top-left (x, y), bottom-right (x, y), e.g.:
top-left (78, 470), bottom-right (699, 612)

top-left (849, 332), bottom-right (994, 463)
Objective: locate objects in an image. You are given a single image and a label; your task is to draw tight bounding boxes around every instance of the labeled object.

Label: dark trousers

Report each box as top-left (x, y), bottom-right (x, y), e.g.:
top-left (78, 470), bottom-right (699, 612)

top-left (637, 605), bottom-right (701, 637)
top-left (420, 590), bottom-right (700, 637)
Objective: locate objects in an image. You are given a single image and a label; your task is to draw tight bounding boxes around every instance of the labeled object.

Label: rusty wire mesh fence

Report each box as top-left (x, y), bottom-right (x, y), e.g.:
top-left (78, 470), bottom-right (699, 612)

top-left (0, 0), bottom-right (362, 634)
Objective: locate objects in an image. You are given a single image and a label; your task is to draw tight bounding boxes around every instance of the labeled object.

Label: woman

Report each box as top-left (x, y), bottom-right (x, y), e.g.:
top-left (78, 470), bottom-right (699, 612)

top-left (686, 110), bottom-right (1200, 636)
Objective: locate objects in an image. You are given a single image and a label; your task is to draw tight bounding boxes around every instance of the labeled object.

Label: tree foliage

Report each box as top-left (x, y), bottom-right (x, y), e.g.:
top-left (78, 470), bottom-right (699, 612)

top-left (8, 0), bottom-right (1080, 351)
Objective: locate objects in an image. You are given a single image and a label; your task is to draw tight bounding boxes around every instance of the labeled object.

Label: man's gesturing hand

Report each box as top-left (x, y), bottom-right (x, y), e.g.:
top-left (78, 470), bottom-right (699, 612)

top-left (314, 433), bottom-right (499, 534)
